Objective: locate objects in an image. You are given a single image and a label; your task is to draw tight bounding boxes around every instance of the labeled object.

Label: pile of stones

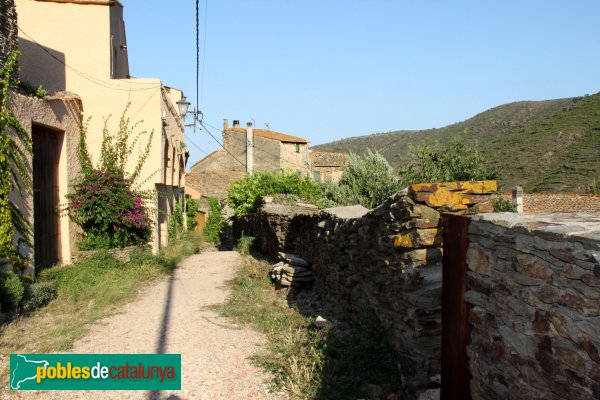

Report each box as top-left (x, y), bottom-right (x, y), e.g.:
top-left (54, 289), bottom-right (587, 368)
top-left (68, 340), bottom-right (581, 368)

top-left (270, 252), bottom-right (314, 288)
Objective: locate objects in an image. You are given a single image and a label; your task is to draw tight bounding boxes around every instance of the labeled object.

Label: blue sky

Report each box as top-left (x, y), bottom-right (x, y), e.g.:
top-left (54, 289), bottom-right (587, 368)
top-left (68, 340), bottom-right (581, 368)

top-left (124, 1), bottom-right (600, 168)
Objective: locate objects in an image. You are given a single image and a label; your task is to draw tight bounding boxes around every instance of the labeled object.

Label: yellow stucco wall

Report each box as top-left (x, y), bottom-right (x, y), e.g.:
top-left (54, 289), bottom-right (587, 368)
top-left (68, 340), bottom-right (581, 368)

top-left (15, 0), bottom-right (186, 253)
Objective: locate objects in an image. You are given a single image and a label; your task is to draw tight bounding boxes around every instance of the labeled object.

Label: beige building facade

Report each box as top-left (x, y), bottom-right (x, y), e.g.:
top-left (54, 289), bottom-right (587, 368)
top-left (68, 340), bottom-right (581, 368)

top-left (15, 0), bottom-right (188, 254)
top-left (9, 91), bottom-right (84, 272)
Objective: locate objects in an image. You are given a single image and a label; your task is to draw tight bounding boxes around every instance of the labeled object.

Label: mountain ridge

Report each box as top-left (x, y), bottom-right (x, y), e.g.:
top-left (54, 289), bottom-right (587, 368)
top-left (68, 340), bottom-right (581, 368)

top-left (314, 92), bottom-right (600, 193)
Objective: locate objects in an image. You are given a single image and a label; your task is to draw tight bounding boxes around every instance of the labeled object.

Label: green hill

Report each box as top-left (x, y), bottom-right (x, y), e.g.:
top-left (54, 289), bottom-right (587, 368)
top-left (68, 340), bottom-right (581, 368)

top-left (315, 92), bottom-right (600, 193)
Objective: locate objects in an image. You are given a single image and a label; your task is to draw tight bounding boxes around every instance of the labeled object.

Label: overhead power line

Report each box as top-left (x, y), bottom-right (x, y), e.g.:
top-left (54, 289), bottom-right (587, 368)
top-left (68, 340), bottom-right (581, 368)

top-left (18, 27), bottom-right (160, 92)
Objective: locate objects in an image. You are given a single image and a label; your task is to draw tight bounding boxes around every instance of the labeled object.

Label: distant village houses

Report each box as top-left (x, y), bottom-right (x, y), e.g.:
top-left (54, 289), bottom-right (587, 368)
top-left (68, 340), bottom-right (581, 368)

top-left (186, 119), bottom-right (347, 199)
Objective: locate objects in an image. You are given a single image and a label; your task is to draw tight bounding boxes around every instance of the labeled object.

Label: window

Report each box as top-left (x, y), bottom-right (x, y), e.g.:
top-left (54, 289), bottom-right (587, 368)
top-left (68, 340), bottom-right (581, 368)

top-left (295, 143), bottom-right (300, 153)
top-left (314, 171), bottom-right (321, 182)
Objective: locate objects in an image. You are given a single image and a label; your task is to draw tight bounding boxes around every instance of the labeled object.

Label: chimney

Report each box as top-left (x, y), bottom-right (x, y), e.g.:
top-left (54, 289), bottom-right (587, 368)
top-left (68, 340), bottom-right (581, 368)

top-left (246, 122), bottom-right (254, 173)
top-left (223, 119), bottom-right (229, 131)
top-left (233, 120), bottom-right (240, 128)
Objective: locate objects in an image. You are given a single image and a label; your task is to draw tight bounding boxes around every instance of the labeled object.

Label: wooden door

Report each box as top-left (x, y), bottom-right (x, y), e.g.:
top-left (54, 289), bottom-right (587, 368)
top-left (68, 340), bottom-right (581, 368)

top-left (33, 125), bottom-right (63, 269)
top-left (441, 214), bottom-right (472, 400)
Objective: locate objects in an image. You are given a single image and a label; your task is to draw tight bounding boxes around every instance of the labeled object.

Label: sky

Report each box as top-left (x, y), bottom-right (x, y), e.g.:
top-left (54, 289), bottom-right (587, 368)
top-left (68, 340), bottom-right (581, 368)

top-left (124, 0), bottom-right (600, 168)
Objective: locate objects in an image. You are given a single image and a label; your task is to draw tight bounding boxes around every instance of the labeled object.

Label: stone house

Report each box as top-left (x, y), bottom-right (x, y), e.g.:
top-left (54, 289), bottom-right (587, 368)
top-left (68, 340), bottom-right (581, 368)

top-left (309, 150), bottom-right (347, 182)
top-left (14, 0), bottom-right (188, 255)
top-left (187, 119), bottom-right (346, 199)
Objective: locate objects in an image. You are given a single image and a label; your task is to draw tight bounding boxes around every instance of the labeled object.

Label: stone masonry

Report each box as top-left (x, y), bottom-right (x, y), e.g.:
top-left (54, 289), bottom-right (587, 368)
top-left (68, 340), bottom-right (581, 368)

top-left (233, 180), bottom-right (497, 396)
top-left (466, 213), bottom-right (600, 399)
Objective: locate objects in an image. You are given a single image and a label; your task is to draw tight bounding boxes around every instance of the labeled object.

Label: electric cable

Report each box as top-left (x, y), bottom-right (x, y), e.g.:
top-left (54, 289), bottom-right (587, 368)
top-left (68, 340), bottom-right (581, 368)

top-left (18, 27), bottom-right (160, 92)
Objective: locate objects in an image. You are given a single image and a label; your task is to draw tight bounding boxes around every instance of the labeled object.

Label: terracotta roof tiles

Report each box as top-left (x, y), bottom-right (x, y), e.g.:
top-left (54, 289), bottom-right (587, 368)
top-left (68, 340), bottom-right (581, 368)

top-left (228, 127), bottom-right (308, 144)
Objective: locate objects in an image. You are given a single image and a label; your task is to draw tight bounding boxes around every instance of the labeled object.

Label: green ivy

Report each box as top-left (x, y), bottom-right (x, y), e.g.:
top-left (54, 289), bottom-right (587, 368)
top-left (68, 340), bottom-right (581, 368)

top-left (204, 198), bottom-right (226, 243)
top-left (0, 50), bottom-right (32, 269)
top-left (185, 196), bottom-right (199, 231)
top-left (167, 202), bottom-right (184, 241)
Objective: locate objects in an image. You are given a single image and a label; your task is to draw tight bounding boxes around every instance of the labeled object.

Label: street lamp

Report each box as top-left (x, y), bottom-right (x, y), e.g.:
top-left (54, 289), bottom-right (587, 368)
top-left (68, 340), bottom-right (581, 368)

top-left (176, 94), bottom-right (201, 131)
top-left (176, 96), bottom-right (190, 117)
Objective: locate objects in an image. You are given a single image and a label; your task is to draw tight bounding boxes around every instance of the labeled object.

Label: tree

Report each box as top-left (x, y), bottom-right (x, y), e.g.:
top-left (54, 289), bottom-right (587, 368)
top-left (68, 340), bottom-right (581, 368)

top-left (398, 138), bottom-right (498, 187)
top-left (323, 149), bottom-right (400, 208)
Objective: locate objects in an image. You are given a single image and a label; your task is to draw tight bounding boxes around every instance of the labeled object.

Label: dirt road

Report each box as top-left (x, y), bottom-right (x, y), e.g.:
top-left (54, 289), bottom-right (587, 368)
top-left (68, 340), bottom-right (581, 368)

top-left (13, 250), bottom-right (281, 399)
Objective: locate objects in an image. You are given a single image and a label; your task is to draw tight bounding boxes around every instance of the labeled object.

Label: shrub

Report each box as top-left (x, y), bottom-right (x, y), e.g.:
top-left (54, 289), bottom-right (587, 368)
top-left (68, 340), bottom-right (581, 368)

top-left (0, 271), bottom-right (25, 312)
top-left (64, 106), bottom-right (154, 249)
top-left (168, 202), bottom-right (184, 241)
top-left (399, 138), bottom-right (498, 187)
top-left (322, 149), bottom-right (400, 208)
top-left (226, 170), bottom-right (324, 216)
top-left (186, 196), bottom-right (200, 230)
top-left (21, 282), bottom-right (56, 312)
top-left (492, 198), bottom-right (517, 212)
top-left (588, 178), bottom-right (600, 194)
top-left (235, 235), bottom-right (255, 255)
top-left (204, 198), bottom-right (226, 243)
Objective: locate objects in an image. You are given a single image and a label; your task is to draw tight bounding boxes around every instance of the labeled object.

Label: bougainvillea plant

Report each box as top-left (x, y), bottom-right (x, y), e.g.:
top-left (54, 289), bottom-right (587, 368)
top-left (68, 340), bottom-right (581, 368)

top-left (65, 105), bottom-right (154, 250)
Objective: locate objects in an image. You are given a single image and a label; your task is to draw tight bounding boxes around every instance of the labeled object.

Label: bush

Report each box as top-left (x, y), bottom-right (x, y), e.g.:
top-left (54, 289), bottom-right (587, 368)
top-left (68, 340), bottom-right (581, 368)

top-left (204, 198), bottom-right (226, 243)
top-left (323, 149), bottom-right (400, 208)
top-left (399, 138), bottom-right (498, 187)
top-left (168, 202), bottom-right (184, 241)
top-left (235, 235), bottom-right (255, 255)
top-left (186, 196), bottom-right (200, 230)
top-left (588, 179), bottom-right (600, 194)
top-left (0, 271), bottom-right (25, 312)
top-left (64, 106), bottom-right (154, 250)
top-left (21, 282), bottom-right (56, 312)
top-left (226, 170), bottom-right (324, 216)
top-left (492, 198), bottom-right (517, 212)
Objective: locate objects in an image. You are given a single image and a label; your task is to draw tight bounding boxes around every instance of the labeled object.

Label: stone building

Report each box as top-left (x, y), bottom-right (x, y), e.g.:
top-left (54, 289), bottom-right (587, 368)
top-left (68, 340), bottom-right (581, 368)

top-left (15, 0), bottom-right (188, 253)
top-left (187, 119), bottom-right (347, 199)
top-left (309, 150), bottom-right (347, 182)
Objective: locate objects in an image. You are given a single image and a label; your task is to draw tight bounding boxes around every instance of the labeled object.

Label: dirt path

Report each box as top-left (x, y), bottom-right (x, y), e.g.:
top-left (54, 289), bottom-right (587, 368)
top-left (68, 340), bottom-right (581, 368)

top-left (13, 251), bottom-right (282, 400)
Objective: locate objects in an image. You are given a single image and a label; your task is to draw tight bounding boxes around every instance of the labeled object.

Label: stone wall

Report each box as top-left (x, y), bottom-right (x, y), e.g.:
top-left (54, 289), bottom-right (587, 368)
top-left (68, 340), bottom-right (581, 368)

top-left (71, 245), bottom-right (140, 264)
top-left (233, 180), bottom-right (497, 395)
top-left (466, 213), bottom-right (600, 399)
top-left (499, 192), bottom-right (600, 213)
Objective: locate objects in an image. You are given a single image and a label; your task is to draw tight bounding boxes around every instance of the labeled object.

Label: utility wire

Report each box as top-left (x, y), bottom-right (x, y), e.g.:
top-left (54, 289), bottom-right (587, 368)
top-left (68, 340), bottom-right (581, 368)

top-left (184, 134), bottom-right (209, 156)
top-left (196, 0), bottom-right (200, 113)
top-left (18, 27), bottom-right (160, 92)
top-left (199, 121), bottom-right (247, 168)
top-left (200, 0), bottom-right (208, 109)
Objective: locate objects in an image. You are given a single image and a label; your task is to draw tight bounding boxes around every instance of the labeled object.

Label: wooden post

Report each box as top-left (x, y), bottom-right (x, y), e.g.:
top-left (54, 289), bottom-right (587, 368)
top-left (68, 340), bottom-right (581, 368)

top-left (441, 213), bottom-right (472, 400)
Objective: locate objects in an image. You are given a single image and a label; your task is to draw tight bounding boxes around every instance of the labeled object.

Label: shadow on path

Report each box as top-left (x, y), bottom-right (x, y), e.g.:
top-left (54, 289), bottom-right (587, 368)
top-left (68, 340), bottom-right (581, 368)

top-left (147, 270), bottom-right (181, 400)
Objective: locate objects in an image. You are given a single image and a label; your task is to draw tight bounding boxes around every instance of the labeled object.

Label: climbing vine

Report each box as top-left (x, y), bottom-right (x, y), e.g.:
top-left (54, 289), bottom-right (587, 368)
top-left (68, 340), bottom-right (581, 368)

top-left (0, 50), bottom-right (33, 269)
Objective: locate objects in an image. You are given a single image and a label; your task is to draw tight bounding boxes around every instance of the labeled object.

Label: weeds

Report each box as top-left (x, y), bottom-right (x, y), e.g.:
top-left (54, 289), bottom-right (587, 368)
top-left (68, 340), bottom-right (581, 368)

top-left (217, 255), bottom-right (404, 399)
top-left (0, 232), bottom-right (202, 388)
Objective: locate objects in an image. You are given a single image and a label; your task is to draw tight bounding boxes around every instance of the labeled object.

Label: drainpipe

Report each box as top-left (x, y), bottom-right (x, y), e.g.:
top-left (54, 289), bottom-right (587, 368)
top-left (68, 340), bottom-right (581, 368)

top-left (246, 122), bottom-right (253, 173)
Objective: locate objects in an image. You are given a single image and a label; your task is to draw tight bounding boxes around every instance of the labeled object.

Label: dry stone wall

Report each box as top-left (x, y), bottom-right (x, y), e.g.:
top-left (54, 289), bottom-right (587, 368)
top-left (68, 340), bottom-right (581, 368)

top-left (466, 213), bottom-right (600, 400)
top-left (233, 180), bottom-right (497, 395)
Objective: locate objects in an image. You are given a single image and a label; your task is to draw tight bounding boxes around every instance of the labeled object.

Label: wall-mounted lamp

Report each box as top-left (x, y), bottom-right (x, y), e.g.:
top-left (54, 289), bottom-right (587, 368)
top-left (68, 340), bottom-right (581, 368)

top-left (176, 95), bottom-right (202, 131)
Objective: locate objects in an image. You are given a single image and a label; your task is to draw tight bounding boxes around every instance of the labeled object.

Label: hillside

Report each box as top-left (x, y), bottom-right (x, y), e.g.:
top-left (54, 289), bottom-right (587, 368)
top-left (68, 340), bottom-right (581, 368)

top-left (315, 92), bottom-right (600, 193)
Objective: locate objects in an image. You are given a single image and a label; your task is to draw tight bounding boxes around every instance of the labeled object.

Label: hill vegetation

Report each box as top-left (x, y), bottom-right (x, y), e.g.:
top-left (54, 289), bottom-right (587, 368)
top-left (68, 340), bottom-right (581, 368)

top-left (315, 92), bottom-right (600, 193)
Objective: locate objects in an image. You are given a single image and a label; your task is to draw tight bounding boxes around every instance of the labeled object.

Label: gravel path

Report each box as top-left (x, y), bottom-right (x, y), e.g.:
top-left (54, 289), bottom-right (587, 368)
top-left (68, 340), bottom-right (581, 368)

top-left (12, 251), bottom-right (283, 399)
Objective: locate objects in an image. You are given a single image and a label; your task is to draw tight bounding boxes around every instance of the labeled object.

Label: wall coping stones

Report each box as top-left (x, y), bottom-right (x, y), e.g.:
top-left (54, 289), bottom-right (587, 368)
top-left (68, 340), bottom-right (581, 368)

top-left (322, 204), bottom-right (370, 219)
top-left (470, 212), bottom-right (600, 247)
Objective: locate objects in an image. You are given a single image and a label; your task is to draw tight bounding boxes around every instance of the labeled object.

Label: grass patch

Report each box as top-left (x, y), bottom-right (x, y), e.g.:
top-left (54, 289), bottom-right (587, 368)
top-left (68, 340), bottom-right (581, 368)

top-left (0, 232), bottom-right (201, 391)
top-left (215, 255), bottom-right (404, 399)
